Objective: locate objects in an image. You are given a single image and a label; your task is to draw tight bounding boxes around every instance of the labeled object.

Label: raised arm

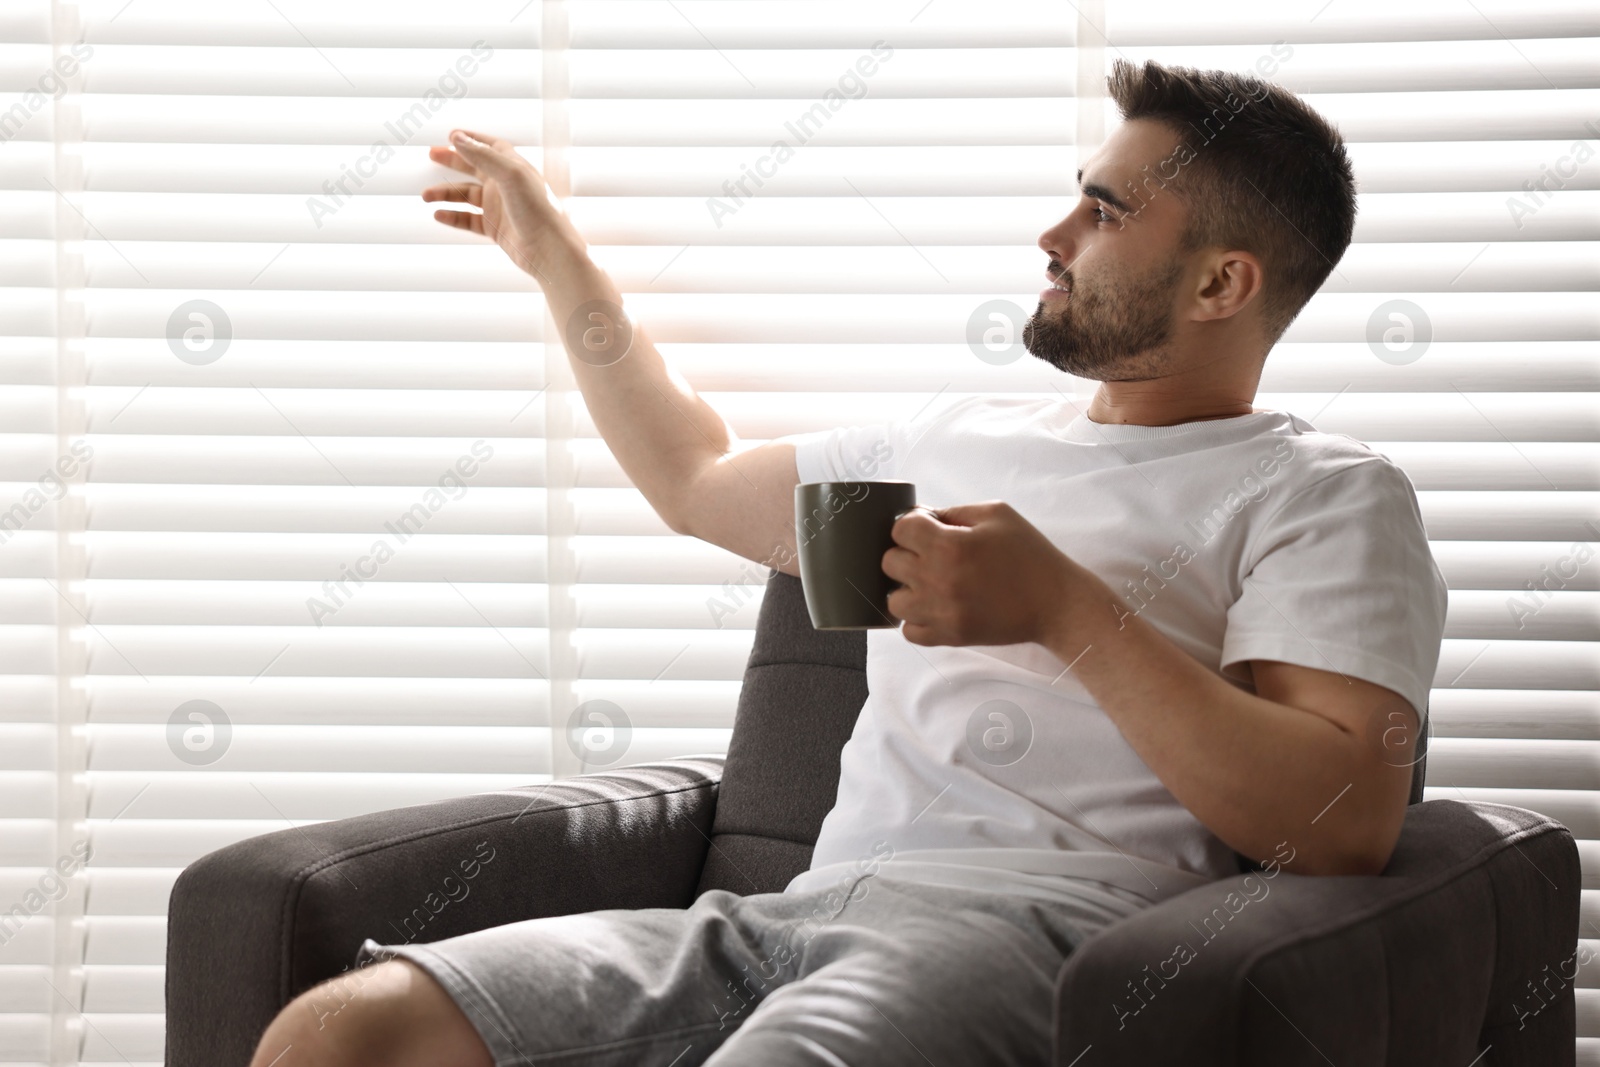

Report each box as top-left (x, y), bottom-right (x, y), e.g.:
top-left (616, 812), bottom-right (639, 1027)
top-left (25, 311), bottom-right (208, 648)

top-left (424, 129), bottom-right (800, 575)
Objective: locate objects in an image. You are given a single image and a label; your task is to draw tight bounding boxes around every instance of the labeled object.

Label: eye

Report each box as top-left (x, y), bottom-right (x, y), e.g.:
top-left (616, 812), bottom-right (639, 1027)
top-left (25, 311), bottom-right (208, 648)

top-left (1093, 204), bottom-right (1115, 224)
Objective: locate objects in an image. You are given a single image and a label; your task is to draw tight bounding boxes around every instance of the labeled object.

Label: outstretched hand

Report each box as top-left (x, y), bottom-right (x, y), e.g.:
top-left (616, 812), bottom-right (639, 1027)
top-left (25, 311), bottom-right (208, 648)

top-left (883, 501), bottom-right (1099, 649)
top-left (423, 129), bottom-right (580, 280)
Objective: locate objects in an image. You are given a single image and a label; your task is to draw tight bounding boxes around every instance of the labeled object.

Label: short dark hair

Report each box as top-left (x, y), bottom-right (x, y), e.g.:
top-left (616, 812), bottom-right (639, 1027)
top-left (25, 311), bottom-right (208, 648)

top-left (1105, 58), bottom-right (1357, 342)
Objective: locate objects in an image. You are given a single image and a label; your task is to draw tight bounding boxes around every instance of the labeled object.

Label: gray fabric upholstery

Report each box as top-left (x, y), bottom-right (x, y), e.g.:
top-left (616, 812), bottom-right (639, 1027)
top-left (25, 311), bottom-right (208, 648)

top-left (165, 570), bottom-right (1577, 1066)
top-left (696, 567), bottom-right (868, 896)
top-left (1054, 799), bottom-right (1579, 1066)
top-left (165, 758), bottom-right (720, 1067)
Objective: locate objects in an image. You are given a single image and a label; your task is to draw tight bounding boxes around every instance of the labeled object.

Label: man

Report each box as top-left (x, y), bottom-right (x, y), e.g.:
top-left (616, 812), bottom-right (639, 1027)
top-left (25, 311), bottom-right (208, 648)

top-left (249, 59), bottom-right (1446, 1066)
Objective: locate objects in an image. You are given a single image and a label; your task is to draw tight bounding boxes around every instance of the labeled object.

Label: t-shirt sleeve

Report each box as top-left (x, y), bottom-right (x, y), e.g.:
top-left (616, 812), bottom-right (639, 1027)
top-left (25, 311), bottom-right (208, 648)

top-left (784, 421), bottom-right (905, 485)
top-left (779, 395), bottom-right (974, 485)
top-left (1219, 457), bottom-right (1449, 727)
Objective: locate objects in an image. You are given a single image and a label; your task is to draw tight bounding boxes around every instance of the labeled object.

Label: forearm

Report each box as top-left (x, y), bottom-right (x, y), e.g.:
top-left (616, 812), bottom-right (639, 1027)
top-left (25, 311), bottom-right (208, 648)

top-left (1041, 576), bottom-right (1395, 875)
top-left (535, 234), bottom-right (736, 533)
top-left (428, 130), bottom-right (781, 547)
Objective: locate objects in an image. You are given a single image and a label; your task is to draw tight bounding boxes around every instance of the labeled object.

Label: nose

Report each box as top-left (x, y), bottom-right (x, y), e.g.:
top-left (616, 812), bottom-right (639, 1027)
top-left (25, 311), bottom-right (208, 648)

top-left (1038, 217), bottom-right (1075, 274)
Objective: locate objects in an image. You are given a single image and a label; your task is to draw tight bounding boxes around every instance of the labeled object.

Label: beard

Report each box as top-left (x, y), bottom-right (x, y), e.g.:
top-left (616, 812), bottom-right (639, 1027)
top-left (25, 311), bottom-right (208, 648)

top-left (1023, 256), bottom-right (1185, 380)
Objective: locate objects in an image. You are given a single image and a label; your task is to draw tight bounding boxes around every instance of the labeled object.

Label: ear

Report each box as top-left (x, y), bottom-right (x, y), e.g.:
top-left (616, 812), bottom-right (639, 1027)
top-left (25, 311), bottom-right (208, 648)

top-left (1190, 248), bottom-right (1265, 324)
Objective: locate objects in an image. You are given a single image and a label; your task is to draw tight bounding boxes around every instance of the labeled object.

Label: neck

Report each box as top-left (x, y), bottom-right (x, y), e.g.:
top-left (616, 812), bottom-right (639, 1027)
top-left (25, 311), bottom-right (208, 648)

top-left (1082, 345), bottom-right (1264, 426)
top-left (1085, 387), bottom-right (1258, 426)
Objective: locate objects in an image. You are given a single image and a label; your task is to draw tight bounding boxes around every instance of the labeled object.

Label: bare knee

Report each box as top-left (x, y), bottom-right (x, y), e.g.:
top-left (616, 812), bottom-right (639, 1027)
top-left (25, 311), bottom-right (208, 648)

top-left (249, 959), bottom-right (491, 1067)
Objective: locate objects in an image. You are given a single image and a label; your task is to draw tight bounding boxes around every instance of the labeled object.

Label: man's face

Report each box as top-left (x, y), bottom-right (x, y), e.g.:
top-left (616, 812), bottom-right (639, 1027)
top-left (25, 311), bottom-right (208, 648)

top-left (1023, 120), bottom-right (1192, 381)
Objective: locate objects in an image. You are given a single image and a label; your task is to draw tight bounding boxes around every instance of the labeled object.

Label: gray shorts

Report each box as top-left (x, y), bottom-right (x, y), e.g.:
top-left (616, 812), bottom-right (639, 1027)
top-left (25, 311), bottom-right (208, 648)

top-left (355, 871), bottom-right (1116, 1067)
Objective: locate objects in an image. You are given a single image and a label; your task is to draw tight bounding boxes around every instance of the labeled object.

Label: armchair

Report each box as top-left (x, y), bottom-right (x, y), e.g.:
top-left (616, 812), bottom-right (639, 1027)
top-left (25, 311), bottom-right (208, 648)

top-left (166, 571), bottom-right (1579, 1066)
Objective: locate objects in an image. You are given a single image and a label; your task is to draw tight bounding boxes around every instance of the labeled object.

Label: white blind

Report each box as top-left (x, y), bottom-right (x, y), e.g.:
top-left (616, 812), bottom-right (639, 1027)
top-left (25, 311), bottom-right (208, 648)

top-left (2, 2), bottom-right (572, 1062)
top-left (1, 0), bottom-right (1596, 1063)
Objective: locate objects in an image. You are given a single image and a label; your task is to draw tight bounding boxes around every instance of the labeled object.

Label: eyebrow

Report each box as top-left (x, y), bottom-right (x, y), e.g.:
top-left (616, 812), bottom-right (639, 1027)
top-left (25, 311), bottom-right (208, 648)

top-left (1076, 167), bottom-right (1134, 216)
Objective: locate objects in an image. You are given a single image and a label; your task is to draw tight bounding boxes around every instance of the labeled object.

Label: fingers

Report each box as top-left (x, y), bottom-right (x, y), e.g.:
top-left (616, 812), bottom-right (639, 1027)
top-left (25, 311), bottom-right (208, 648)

top-left (453, 128), bottom-right (510, 150)
top-left (427, 144), bottom-right (478, 177)
top-left (931, 501), bottom-right (1004, 528)
top-left (429, 133), bottom-right (545, 185)
top-left (881, 545), bottom-right (915, 584)
top-left (448, 129), bottom-right (519, 176)
top-left (421, 182), bottom-right (482, 206)
top-left (890, 507), bottom-right (944, 551)
top-left (432, 208), bottom-right (485, 235)
top-left (887, 587), bottom-right (933, 644)
top-left (886, 585), bottom-right (914, 624)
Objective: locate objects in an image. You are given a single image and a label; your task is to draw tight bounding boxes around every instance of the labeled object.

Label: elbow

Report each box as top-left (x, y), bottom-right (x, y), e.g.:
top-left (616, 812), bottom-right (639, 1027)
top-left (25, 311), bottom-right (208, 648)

top-left (1293, 852), bottom-right (1383, 878)
top-left (649, 489), bottom-right (695, 537)
top-left (1356, 836), bottom-right (1401, 877)
top-left (1350, 809), bottom-right (1409, 876)
top-left (660, 506), bottom-right (695, 538)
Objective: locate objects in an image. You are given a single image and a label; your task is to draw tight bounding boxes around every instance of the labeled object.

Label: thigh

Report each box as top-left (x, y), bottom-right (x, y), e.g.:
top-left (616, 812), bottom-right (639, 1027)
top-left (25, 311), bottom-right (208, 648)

top-left (357, 885), bottom-right (851, 1067)
top-left (705, 878), bottom-right (1090, 1067)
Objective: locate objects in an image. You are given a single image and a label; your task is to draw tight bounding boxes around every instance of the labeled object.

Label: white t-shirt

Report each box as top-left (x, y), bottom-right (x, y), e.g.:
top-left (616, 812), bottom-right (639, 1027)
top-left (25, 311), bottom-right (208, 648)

top-left (779, 397), bottom-right (1449, 907)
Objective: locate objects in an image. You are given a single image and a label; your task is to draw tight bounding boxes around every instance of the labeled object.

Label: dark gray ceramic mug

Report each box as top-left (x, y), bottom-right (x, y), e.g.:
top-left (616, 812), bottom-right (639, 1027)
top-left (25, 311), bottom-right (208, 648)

top-left (794, 480), bottom-right (917, 630)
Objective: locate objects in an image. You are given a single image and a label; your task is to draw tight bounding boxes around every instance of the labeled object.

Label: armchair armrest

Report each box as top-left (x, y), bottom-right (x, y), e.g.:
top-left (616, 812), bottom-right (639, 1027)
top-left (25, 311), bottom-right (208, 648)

top-left (1054, 800), bottom-right (1579, 1066)
top-left (165, 756), bottom-right (722, 1067)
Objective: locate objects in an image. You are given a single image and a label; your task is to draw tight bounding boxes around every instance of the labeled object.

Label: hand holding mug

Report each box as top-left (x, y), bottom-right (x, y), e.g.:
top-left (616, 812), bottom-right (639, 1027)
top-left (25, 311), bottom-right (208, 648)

top-left (883, 501), bottom-right (1093, 649)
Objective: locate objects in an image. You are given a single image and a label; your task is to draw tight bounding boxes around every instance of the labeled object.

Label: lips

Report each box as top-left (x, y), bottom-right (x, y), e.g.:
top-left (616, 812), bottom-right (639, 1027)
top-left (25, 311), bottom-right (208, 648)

top-left (1041, 267), bottom-right (1071, 302)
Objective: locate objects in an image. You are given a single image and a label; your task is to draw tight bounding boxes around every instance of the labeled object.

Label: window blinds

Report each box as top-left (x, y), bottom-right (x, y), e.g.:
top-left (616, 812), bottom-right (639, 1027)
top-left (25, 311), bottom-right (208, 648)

top-left (0, 0), bottom-right (1595, 1062)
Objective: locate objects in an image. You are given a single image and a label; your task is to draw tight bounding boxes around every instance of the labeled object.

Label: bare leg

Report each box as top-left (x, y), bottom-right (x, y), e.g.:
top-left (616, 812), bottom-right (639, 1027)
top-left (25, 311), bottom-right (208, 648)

top-left (247, 959), bottom-right (493, 1067)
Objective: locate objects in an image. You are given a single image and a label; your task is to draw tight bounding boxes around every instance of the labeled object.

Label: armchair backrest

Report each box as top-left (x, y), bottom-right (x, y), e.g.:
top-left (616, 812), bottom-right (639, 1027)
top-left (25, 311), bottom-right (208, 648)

top-left (697, 571), bottom-right (1428, 897)
top-left (696, 570), bottom-right (867, 895)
